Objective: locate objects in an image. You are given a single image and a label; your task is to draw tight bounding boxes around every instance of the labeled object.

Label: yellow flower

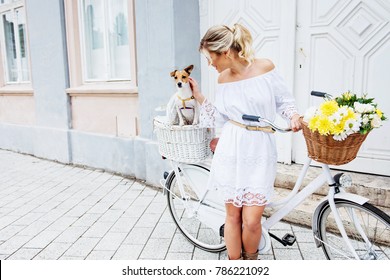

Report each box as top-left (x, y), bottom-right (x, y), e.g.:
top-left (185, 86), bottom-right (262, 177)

top-left (308, 115), bottom-right (319, 131)
top-left (317, 117), bottom-right (334, 135)
top-left (376, 108), bottom-right (383, 118)
top-left (345, 107), bottom-right (356, 120)
top-left (332, 122), bottom-right (344, 135)
top-left (342, 91), bottom-right (353, 100)
top-left (319, 100), bottom-right (339, 116)
top-left (304, 90), bottom-right (386, 140)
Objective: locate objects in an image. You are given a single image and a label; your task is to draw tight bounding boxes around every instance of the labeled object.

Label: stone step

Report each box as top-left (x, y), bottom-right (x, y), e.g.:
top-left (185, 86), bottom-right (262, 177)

top-left (266, 186), bottom-right (390, 246)
top-left (271, 163), bottom-right (390, 228)
top-left (264, 186), bottom-right (325, 228)
top-left (275, 163), bottom-right (390, 209)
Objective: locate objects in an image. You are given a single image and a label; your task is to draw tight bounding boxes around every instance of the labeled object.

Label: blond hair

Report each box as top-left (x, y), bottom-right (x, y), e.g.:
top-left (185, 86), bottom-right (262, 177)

top-left (199, 23), bottom-right (255, 64)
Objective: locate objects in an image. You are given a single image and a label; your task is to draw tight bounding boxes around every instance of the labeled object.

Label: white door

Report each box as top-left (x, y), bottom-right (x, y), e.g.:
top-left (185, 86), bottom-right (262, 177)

top-left (200, 0), bottom-right (390, 176)
top-left (294, 0), bottom-right (390, 176)
top-left (199, 0), bottom-right (297, 163)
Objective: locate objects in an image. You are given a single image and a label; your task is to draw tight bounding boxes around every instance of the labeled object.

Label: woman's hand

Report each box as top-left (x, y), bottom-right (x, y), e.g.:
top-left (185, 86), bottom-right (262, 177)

top-left (188, 77), bottom-right (206, 105)
top-left (290, 114), bottom-right (302, 132)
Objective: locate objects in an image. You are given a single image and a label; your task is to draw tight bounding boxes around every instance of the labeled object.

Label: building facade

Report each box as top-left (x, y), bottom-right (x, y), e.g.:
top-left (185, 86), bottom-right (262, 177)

top-left (0, 0), bottom-right (201, 186)
top-left (0, 0), bottom-right (389, 188)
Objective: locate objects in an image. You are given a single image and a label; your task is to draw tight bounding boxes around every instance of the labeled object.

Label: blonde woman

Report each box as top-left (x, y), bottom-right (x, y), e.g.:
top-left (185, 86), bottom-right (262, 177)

top-left (189, 23), bottom-right (301, 260)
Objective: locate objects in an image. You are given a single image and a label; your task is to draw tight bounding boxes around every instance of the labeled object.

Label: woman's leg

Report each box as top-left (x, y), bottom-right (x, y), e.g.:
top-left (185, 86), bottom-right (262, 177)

top-left (224, 203), bottom-right (243, 260)
top-left (241, 205), bottom-right (265, 256)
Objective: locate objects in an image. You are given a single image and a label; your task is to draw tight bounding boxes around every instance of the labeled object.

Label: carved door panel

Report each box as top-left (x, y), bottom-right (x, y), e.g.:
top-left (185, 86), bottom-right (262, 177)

top-left (294, 0), bottom-right (390, 175)
top-left (200, 0), bottom-right (390, 175)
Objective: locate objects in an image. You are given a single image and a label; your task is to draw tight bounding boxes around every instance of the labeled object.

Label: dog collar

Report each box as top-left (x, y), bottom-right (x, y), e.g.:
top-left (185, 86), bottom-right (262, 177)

top-left (177, 95), bottom-right (194, 108)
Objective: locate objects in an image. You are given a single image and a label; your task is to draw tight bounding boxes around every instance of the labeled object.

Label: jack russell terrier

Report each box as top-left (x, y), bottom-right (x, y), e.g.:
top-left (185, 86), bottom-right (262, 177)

top-left (166, 64), bottom-right (199, 126)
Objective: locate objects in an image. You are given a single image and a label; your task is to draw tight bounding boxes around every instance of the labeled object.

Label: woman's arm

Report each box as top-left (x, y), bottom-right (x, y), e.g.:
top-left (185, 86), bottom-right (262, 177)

top-left (270, 70), bottom-right (302, 132)
top-left (188, 77), bottom-right (229, 128)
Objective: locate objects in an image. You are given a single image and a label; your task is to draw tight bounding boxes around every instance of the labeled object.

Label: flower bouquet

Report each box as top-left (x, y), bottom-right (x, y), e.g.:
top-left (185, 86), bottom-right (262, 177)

top-left (300, 91), bottom-right (386, 165)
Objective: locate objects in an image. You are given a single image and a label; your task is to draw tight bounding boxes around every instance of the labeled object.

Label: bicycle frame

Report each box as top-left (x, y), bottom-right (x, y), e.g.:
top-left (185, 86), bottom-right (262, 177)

top-left (264, 157), bottom-right (333, 227)
top-left (262, 157), bottom-right (370, 259)
top-left (163, 156), bottom-right (371, 259)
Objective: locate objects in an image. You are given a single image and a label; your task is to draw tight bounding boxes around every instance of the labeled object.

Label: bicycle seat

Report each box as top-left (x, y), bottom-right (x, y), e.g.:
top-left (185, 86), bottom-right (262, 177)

top-left (210, 138), bottom-right (219, 153)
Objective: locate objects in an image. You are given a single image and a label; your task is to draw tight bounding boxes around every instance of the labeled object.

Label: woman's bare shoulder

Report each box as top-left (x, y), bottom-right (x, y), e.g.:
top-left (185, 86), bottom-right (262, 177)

top-left (217, 69), bottom-right (231, 83)
top-left (254, 58), bottom-right (275, 73)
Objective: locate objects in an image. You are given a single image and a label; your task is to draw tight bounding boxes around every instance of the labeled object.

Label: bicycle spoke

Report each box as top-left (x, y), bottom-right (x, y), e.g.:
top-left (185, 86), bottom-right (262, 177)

top-left (317, 201), bottom-right (390, 260)
top-left (166, 169), bottom-right (226, 252)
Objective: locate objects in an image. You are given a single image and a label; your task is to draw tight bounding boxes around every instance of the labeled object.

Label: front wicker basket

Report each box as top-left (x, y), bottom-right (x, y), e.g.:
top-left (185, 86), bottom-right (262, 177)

top-left (300, 117), bottom-right (369, 165)
top-left (153, 116), bottom-right (213, 163)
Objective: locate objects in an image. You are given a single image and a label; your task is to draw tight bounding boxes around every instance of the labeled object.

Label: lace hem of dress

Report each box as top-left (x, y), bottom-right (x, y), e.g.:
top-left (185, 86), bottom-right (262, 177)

top-left (215, 185), bottom-right (272, 207)
top-left (225, 192), bottom-right (268, 207)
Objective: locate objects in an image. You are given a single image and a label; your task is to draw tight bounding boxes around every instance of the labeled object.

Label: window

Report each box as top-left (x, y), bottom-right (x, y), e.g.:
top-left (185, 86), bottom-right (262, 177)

top-left (0, 1), bottom-right (29, 83)
top-left (79, 0), bottom-right (131, 82)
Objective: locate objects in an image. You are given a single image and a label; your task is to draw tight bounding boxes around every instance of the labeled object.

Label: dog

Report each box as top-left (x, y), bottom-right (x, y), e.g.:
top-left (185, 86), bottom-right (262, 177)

top-left (166, 65), bottom-right (199, 126)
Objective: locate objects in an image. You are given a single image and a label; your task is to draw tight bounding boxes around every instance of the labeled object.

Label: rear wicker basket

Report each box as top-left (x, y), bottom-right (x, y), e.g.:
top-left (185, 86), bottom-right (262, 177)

top-left (300, 117), bottom-right (369, 165)
top-left (154, 116), bottom-right (213, 163)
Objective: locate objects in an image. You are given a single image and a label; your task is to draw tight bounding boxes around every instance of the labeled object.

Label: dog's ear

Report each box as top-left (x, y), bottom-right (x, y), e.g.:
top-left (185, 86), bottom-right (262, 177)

top-left (170, 70), bottom-right (177, 77)
top-left (184, 65), bottom-right (194, 74)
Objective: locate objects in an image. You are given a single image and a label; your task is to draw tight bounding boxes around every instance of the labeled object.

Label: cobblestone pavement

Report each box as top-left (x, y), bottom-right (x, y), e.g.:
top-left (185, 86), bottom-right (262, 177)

top-left (0, 149), bottom-right (326, 260)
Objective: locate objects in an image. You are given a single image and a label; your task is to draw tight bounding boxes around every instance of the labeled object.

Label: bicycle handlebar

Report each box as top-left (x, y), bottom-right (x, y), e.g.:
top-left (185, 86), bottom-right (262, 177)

top-left (311, 90), bottom-right (333, 99)
top-left (242, 90), bottom-right (332, 133)
top-left (242, 114), bottom-right (292, 133)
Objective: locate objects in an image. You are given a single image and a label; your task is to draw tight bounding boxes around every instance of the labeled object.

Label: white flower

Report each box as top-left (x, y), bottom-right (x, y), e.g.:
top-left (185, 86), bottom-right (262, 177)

top-left (338, 106), bottom-right (349, 117)
top-left (362, 115), bottom-right (369, 124)
top-left (330, 112), bottom-right (342, 125)
top-left (303, 106), bottom-right (317, 122)
top-left (354, 112), bottom-right (362, 120)
top-left (354, 102), bottom-right (363, 113)
top-left (354, 102), bottom-right (375, 114)
top-left (333, 132), bottom-right (348, 141)
top-left (371, 114), bottom-right (382, 128)
top-left (354, 113), bottom-right (362, 124)
top-left (344, 119), bottom-right (360, 135)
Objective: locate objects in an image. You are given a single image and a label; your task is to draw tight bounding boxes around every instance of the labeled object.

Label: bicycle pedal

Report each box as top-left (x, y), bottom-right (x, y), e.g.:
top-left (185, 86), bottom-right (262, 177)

top-left (282, 233), bottom-right (296, 246)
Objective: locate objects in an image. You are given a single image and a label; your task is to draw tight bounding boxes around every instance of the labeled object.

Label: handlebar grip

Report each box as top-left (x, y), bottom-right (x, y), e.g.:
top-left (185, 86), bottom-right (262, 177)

top-left (311, 91), bottom-right (327, 97)
top-left (242, 114), bottom-right (261, 122)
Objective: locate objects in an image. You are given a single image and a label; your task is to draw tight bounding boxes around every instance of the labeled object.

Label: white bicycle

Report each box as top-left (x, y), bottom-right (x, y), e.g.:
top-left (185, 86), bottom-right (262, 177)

top-left (157, 91), bottom-right (390, 260)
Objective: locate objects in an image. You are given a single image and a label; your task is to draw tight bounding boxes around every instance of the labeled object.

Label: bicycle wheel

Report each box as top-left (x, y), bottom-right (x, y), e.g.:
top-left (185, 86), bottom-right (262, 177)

top-left (316, 199), bottom-right (390, 260)
top-left (166, 164), bottom-right (226, 252)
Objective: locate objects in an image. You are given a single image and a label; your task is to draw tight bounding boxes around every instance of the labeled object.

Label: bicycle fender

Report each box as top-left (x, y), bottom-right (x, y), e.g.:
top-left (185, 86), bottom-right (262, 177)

top-left (335, 192), bottom-right (369, 205)
top-left (311, 192), bottom-right (369, 247)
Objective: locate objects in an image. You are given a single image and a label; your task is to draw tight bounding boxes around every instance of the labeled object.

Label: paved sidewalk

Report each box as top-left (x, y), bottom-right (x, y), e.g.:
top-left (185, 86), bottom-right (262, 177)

top-left (0, 149), bottom-right (325, 260)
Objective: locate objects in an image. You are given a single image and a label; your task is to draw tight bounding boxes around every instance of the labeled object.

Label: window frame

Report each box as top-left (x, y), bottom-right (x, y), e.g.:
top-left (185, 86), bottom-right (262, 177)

top-left (64, 0), bottom-right (137, 93)
top-left (0, 0), bottom-right (31, 87)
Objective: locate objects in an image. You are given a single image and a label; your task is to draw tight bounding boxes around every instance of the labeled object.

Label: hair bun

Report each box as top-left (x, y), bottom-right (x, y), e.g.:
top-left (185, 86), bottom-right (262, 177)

top-left (199, 23), bottom-right (255, 64)
top-left (230, 23), bottom-right (254, 63)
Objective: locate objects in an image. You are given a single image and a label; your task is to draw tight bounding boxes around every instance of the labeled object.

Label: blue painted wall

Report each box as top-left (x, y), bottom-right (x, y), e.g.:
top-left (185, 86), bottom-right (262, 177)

top-left (25, 0), bottom-right (72, 162)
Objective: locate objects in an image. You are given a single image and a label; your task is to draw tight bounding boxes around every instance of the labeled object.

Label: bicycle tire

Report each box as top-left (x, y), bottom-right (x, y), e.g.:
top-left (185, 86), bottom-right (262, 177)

top-left (315, 199), bottom-right (390, 260)
top-left (165, 164), bottom-right (226, 253)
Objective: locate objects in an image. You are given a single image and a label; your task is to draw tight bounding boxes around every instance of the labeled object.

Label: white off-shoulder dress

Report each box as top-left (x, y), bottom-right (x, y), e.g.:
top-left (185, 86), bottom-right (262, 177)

top-left (200, 69), bottom-right (298, 207)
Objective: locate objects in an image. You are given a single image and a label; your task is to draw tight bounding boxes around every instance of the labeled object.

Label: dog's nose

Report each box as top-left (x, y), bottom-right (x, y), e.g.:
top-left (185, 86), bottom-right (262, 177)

top-left (177, 82), bottom-right (182, 88)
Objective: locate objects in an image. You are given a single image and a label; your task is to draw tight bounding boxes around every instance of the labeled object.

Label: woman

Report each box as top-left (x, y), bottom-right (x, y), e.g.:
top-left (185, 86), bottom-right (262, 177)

top-left (189, 23), bottom-right (301, 260)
